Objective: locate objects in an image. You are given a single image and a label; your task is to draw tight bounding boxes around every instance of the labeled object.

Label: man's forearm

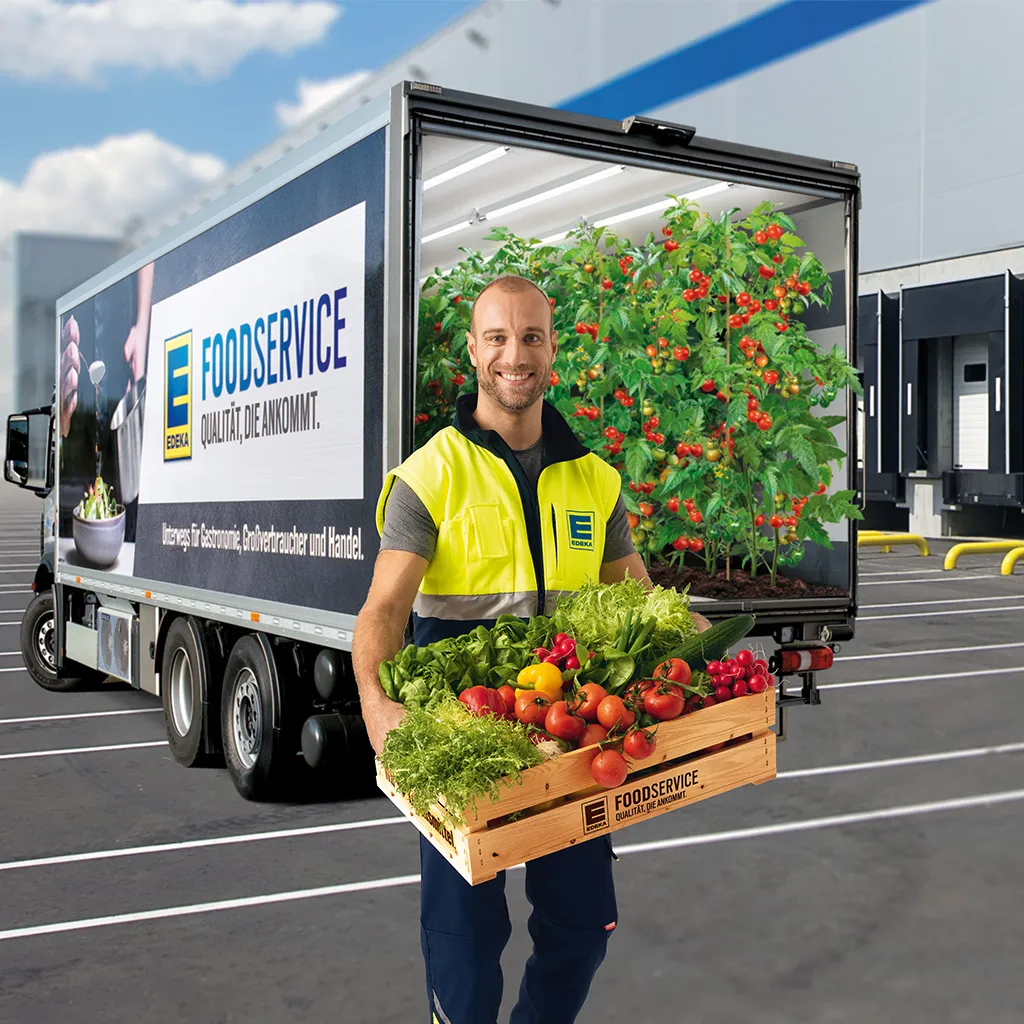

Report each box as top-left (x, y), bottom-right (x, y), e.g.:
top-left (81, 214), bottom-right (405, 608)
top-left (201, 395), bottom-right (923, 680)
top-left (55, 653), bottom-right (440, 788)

top-left (352, 605), bottom-right (407, 709)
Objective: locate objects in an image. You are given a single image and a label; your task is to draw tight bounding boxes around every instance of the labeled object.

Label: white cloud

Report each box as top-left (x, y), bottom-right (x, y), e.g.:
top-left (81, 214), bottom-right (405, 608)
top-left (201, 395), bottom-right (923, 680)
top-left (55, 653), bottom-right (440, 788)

top-left (0, 0), bottom-right (342, 83)
top-left (0, 133), bottom-right (227, 241)
top-left (275, 70), bottom-right (372, 127)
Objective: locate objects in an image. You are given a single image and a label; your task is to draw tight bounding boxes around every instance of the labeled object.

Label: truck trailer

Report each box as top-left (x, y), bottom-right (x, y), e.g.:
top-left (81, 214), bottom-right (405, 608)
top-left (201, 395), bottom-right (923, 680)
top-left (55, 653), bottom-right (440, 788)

top-left (3, 83), bottom-right (861, 801)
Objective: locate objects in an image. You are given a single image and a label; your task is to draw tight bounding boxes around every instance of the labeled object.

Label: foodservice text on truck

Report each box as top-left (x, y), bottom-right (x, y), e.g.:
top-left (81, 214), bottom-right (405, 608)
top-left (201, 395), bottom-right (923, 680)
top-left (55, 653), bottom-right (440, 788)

top-left (3, 82), bottom-right (861, 801)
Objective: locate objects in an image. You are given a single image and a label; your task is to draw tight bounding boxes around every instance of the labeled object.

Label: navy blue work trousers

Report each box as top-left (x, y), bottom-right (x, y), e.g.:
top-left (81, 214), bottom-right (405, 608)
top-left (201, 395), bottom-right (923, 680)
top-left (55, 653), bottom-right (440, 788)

top-left (419, 833), bottom-right (617, 1024)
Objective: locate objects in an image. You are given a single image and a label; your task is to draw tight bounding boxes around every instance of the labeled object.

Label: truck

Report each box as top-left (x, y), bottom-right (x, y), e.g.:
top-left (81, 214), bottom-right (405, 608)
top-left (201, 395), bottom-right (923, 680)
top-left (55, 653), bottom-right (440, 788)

top-left (3, 82), bottom-right (861, 802)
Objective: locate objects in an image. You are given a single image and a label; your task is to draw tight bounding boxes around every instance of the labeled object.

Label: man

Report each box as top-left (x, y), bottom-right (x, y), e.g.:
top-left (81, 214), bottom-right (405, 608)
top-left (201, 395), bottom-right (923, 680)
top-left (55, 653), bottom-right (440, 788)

top-left (353, 274), bottom-right (707, 1024)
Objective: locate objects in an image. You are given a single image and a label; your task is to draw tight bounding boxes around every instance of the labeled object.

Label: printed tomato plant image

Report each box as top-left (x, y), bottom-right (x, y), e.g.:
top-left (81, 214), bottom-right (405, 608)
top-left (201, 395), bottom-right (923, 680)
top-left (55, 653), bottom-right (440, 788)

top-left (416, 194), bottom-right (862, 600)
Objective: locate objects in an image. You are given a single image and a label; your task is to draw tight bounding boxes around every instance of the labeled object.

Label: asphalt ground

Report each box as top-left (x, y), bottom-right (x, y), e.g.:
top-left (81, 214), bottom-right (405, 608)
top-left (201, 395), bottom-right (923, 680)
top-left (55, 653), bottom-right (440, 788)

top-left (1, 488), bottom-right (1022, 1024)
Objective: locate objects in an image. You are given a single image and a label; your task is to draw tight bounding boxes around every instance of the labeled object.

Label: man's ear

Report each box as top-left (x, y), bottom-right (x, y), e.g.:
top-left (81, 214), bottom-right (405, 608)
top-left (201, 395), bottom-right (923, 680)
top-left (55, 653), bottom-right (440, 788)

top-left (551, 331), bottom-right (558, 362)
top-left (465, 330), bottom-right (478, 367)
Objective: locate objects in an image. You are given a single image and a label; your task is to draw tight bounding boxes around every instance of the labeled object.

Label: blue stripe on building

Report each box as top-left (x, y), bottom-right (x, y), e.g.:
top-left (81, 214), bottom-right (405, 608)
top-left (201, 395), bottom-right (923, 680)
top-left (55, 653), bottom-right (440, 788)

top-left (559, 0), bottom-right (932, 120)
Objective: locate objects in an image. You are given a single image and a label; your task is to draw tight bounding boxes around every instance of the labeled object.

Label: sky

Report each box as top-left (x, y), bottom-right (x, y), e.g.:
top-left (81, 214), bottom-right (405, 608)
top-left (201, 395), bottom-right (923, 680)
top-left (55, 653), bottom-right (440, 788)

top-left (0, 0), bottom-right (476, 242)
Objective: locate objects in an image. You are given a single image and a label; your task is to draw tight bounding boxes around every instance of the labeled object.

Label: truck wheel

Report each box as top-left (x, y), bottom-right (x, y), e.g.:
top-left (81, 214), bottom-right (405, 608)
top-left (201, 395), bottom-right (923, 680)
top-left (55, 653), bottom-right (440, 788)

top-left (20, 591), bottom-right (85, 692)
top-left (161, 617), bottom-right (215, 767)
top-left (220, 633), bottom-right (299, 801)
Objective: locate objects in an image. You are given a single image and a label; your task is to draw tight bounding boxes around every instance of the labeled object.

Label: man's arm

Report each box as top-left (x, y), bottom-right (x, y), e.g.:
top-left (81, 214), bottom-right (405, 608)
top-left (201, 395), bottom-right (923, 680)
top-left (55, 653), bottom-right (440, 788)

top-left (352, 549), bottom-right (428, 754)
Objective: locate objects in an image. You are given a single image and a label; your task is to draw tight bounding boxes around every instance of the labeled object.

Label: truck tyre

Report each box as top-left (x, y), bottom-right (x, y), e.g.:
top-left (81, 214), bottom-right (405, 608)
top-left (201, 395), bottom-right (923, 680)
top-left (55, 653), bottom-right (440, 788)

top-left (221, 633), bottom-right (299, 801)
top-left (161, 616), bottom-right (215, 767)
top-left (21, 591), bottom-right (88, 692)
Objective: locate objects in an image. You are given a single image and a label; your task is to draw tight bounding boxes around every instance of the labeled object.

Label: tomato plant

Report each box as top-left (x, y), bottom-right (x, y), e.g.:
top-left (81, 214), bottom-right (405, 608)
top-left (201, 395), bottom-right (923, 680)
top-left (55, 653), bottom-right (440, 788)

top-left (417, 196), bottom-right (862, 589)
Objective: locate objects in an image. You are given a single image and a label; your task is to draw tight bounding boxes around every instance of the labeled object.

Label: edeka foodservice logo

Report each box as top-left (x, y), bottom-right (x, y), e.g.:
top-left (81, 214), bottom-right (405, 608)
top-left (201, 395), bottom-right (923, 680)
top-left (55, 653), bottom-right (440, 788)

top-left (567, 510), bottom-right (595, 551)
top-left (164, 331), bottom-right (192, 461)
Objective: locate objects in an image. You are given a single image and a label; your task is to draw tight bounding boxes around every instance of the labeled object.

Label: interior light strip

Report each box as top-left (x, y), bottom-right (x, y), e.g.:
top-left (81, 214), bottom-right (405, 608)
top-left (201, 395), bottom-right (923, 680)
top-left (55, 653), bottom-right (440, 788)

top-left (485, 165), bottom-right (625, 221)
top-left (422, 146), bottom-right (510, 191)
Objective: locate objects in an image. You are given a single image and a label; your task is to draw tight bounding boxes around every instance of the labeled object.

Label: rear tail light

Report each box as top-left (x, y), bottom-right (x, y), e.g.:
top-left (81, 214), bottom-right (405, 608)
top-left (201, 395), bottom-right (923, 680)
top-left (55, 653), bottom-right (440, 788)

top-left (777, 646), bottom-right (834, 675)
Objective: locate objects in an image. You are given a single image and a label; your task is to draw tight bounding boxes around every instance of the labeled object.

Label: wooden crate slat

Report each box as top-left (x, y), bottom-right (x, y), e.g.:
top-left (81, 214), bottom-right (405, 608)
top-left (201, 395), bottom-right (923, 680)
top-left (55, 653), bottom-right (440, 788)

top-left (463, 733), bottom-right (775, 882)
top-left (448, 689), bottom-right (775, 830)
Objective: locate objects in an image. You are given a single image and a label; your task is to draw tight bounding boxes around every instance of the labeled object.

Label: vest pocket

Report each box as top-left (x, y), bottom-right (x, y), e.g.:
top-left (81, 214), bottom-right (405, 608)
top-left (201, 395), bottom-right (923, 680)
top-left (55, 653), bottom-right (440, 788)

top-left (468, 504), bottom-right (510, 560)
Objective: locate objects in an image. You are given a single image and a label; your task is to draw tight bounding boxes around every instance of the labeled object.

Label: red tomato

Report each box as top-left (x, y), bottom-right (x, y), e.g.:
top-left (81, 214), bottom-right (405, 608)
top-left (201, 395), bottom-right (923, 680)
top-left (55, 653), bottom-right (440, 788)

top-left (623, 728), bottom-right (657, 761)
top-left (764, 299), bottom-right (778, 312)
top-left (549, 371), bottom-right (560, 387)
top-left (515, 693), bottom-right (549, 725)
top-left (696, 285), bottom-right (708, 298)
top-left (766, 224), bottom-right (783, 240)
top-left (591, 749), bottom-right (629, 789)
top-left (763, 370), bottom-right (780, 385)
top-left (664, 239), bottom-right (680, 252)
top-left (773, 284), bottom-right (787, 299)
top-left (689, 268), bottom-right (703, 283)
top-left (623, 679), bottom-right (655, 705)
top-left (754, 513), bottom-right (766, 527)
top-left (754, 230), bottom-right (768, 245)
top-left (644, 685), bottom-right (685, 721)
top-left (769, 514), bottom-right (783, 528)
top-left (749, 300), bottom-right (762, 313)
top-left (797, 280), bottom-right (812, 296)
top-left (689, 538), bottom-right (704, 552)
top-left (545, 701), bottom-right (585, 743)
top-left (497, 684), bottom-right (517, 715)
top-left (682, 289), bottom-right (696, 302)
top-left (728, 313), bottom-right (744, 329)
top-left (758, 265), bottom-right (775, 279)
top-left (758, 415), bottom-right (773, 431)
top-left (736, 292), bottom-right (751, 307)
top-left (654, 658), bottom-right (692, 686)
top-left (690, 442), bottom-right (703, 457)
top-left (568, 683), bottom-right (608, 723)
top-left (579, 723), bottom-right (609, 747)
top-left (673, 346), bottom-right (689, 361)
top-left (773, 254), bottom-right (783, 264)
top-left (667, 496), bottom-right (680, 513)
top-left (597, 695), bottom-right (636, 730)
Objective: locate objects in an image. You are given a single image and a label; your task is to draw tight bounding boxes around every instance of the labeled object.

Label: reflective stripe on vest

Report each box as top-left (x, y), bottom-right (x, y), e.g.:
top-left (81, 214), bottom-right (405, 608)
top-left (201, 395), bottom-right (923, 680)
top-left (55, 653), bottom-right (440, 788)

top-left (375, 420), bottom-right (619, 623)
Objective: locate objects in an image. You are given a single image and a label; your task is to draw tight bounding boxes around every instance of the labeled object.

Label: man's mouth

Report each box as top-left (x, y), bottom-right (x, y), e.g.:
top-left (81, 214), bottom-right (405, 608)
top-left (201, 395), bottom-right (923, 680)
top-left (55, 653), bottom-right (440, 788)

top-left (496, 370), bottom-right (534, 384)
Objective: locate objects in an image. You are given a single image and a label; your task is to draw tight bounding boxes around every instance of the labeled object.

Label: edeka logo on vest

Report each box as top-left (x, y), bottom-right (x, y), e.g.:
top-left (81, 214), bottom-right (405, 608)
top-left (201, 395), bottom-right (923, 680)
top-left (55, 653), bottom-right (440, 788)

top-left (163, 331), bottom-right (192, 461)
top-left (567, 510), bottom-right (595, 550)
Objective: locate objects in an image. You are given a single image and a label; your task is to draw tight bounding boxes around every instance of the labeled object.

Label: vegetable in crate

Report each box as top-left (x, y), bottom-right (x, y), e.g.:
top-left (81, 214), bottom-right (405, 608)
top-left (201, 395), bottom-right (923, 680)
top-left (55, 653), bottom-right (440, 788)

top-left (380, 692), bottom-right (542, 824)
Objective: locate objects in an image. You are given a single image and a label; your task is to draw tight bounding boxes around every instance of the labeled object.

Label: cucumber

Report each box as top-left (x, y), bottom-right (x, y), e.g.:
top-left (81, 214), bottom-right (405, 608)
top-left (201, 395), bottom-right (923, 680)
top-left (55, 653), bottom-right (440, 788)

top-left (672, 614), bottom-right (755, 671)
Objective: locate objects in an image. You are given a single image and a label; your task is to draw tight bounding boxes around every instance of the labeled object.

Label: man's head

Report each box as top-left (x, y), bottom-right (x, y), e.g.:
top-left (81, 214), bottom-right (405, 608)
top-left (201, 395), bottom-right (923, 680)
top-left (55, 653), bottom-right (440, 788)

top-left (466, 276), bottom-right (557, 414)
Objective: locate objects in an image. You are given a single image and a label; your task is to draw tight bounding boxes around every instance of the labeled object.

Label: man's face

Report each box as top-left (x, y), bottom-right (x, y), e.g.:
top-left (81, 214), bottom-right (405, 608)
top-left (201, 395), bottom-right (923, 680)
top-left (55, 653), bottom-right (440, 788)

top-left (467, 287), bottom-right (558, 414)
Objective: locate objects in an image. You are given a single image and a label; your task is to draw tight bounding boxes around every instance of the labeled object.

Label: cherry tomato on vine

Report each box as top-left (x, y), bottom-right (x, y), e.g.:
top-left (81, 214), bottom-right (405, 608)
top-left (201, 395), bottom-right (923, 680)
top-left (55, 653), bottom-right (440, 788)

top-left (754, 230), bottom-right (768, 245)
top-left (673, 346), bottom-right (689, 362)
top-left (549, 372), bottom-right (559, 387)
top-left (763, 370), bottom-right (780, 385)
top-left (645, 344), bottom-right (657, 358)
top-left (758, 265), bottom-right (775, 280)
top-left (736, 292), bottom-right (751, 307)
top-left (767, 224), bottom-right (783, 240)
top-left (672, 535), bottom-right (689, 551)
top-left (773, 254), bottom-right (783, 264)
top-left (769, 514), bottom-right (784, 529)
top-left (664, 240), bottom-right (680, 252)
top-left (696, 285), bottom-right (709, 298)
top-left (689, 268), bottom-right (703, 283)
top-left (754, 514), bottom-right (766, 526)
top-left (773, 284), bottom-right (787, 299)
top-left (667, 497), bottom-right (680, 513)
top-left (749, 300), bottom-right (762, 313)
top-left (689, 537), bottom-right (704, 552)
top-left (728, 313), bottom-right (744, 329)
top-left (759, 415), bottom-right (773, 431)
top-left (603, 278), bottom-right (613, 290)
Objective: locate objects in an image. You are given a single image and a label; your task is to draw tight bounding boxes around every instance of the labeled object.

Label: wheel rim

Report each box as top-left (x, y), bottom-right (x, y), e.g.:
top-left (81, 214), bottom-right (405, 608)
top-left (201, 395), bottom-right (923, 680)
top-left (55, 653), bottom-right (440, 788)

top-left (231, 668), bottom-right (262, 770)
top-left (168, 647), bottom-right (194, 736)
top-left (35, 613), bottom-right (56, 674)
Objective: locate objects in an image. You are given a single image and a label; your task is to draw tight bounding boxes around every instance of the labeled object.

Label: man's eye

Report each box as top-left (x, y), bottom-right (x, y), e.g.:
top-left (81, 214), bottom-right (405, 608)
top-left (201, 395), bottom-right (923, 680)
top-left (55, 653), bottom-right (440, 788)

top-left (524, 334), bottom-right (540, 344)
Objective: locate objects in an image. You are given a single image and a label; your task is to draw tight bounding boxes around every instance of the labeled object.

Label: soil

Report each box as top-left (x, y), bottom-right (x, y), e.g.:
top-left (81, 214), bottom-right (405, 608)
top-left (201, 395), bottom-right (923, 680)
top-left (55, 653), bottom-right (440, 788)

top-left (649, 561), bottom-right (848, 601)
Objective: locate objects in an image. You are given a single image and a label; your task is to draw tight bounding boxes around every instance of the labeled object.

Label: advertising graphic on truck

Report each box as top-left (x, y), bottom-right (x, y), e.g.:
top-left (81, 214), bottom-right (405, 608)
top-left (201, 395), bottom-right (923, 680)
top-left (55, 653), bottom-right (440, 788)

top-left (57, 132), bottom-right (385, 615)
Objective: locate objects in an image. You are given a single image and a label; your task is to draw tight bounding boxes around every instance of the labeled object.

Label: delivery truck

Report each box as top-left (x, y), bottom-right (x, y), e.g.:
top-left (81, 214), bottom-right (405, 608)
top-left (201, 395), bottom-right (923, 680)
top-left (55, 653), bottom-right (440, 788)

top-left (3, 82), bottom-right (861, 801)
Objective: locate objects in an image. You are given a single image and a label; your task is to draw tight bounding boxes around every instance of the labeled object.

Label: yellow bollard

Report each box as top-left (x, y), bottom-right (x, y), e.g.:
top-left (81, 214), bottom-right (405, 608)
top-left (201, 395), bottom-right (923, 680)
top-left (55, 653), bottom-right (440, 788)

top-left (944, 540), bottom-right (1024, 571)
top-left (857, 532), bottom-right (930, 556)
top-left (1000, 547), bottom-right (1024, 576)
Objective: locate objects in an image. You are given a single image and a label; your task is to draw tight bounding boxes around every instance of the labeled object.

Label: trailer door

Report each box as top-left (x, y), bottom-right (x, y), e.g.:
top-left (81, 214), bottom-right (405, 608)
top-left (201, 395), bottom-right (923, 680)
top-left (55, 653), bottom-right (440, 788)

top-left (953, 334), bottom-right (989, 470)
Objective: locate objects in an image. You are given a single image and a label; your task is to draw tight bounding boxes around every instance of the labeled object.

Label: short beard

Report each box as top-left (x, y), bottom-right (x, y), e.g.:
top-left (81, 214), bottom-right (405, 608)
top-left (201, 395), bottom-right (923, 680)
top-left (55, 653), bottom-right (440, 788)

top-left (477, 365), bottom-right (548, 413)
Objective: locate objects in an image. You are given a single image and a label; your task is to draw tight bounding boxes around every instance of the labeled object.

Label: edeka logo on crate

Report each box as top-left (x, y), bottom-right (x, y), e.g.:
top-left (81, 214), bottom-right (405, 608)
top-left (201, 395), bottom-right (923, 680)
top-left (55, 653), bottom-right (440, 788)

top-left (164, 331), bottom-right (192, 461)
top-left (567, 510), bottom-right (595, 551)
top-left (581, 796), bottom-right (610, 835)
top-left (614, 768), bottom-right (699, 823)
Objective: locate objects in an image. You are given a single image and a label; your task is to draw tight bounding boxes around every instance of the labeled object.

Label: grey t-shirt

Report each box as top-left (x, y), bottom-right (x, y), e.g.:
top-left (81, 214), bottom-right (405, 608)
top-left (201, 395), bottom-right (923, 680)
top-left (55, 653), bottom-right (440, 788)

top-left (380, 436), bottom-right (635, 564)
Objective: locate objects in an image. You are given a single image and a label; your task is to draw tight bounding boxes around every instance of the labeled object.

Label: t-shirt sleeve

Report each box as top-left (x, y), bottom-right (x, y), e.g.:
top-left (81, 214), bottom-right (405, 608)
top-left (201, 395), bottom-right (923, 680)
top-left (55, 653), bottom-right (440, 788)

top-left (602, 494), bottom-right (636, 563)
top-left (379, 477), bottom-right (438, 562)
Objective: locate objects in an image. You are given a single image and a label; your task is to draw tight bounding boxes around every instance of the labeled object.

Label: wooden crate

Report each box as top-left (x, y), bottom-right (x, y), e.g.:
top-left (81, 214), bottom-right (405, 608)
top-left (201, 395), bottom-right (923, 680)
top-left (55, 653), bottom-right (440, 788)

top-left (377, 688), bottom-right (776, 885)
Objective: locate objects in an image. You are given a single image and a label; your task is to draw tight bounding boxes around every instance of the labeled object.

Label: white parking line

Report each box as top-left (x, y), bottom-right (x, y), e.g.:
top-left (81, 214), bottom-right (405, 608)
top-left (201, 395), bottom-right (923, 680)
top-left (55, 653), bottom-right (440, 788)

top-left (0, 788), bottom-right (1020, 943)
top-left (777, 742), bottom-right (1024, 779)
top-left (858, 568), bottom-right (945, 577)
top-left (0, 708), bottom-right (161, 727)
top-left (820, 665), bottom-right (1022, 691)
top-left (863, 594), bottom-right (1024, 610)
top-left (859, 574), bottom-right (1005, 587)
top-left (838, 640), bottom-right (1024, 662)
top-left (0, 740), bottom-right (166, 760)
top-left (1, 739), bottom-right (1018, 874)
top-left (860, 604), bottom-right (1024, 621)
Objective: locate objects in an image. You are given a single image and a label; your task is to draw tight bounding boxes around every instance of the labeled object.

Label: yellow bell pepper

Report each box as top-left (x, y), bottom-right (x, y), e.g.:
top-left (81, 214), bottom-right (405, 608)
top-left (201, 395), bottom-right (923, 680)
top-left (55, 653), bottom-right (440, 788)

top-left (515, 662), bottom-right (564, 703)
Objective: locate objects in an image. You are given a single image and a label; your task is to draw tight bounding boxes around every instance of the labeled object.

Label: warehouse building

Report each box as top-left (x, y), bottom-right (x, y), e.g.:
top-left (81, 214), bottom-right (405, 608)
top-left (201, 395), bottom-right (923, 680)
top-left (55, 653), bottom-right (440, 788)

top-left (5, 0), bottom-right (1024, 538)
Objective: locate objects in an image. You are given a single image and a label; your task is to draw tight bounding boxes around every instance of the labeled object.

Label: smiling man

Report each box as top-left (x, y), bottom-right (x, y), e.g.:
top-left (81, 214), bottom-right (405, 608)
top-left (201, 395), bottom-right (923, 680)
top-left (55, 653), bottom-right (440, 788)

top-left (353, 274), bottom-right (669, 1023)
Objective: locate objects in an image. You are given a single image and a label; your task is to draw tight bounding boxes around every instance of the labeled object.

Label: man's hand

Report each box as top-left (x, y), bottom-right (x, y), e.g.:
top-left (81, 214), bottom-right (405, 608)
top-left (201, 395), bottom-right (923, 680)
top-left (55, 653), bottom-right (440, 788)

top-left (59, 316), bottom-right (81, 438)
top-left (691, 611), bottom-right (713, 633)
top-left (363, 696), bottom-right (408, 757)
top-left (123, 321), bottom-right (148, 388)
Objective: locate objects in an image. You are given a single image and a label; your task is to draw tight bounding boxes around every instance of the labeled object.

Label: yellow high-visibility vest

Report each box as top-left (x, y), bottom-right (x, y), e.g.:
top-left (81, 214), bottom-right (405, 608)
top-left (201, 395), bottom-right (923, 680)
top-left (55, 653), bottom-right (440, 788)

top-left (376, 396), bottom-right (620, 642)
